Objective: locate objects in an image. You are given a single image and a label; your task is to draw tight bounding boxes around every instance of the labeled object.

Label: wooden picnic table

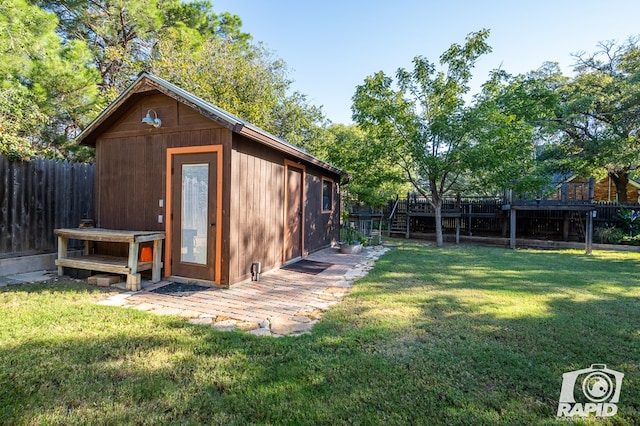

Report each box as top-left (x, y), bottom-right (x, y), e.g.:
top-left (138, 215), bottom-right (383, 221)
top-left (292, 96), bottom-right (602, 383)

top-left (54, 228), bottom-right (165, 291)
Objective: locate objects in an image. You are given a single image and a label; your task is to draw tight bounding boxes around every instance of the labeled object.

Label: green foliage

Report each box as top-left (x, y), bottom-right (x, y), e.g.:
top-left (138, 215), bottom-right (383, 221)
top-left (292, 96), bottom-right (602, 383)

top-left (339, 225), bottom-right (361, 245)
top-left (151, 24), bottom-right (328, 149)
top-left (352, 30), bottom-right (492, 245)
top-left (618, 207), bottom-right (640, 236)
top-left (541, 38), bottom-right (640, 202)
top-left (0, 0), bottom-right (100, 161)
top-left (4, 1), bottom-right (328, 160)
top-left (312, 124), bottom-right (409, 206)
top-left (467, 64), bottom-right (565, 195)
top-left (152, 27), bottom-right (286, 126)
top-left (595, 226), bottom-right (626, 244)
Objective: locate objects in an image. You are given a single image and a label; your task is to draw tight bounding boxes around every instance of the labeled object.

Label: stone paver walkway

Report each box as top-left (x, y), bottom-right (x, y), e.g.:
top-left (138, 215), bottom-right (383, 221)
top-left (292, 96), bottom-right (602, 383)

top-left (98, 245), bottom-right (389, 336)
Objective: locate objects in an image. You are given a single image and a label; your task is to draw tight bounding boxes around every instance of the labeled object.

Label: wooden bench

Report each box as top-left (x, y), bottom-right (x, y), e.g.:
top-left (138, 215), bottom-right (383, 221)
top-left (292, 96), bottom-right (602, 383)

top-left (55, 228), bottom-right (165, 291)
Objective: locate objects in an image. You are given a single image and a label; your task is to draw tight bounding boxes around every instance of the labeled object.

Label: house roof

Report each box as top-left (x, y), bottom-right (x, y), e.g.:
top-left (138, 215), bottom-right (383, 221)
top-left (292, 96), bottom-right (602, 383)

top-left (76, 72), bottom-right (347, 178)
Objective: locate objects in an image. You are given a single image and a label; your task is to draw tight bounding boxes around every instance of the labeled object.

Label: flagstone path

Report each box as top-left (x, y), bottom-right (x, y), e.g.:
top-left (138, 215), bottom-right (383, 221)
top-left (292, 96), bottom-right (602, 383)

top-left (98, 245), bottom-right (390, 336)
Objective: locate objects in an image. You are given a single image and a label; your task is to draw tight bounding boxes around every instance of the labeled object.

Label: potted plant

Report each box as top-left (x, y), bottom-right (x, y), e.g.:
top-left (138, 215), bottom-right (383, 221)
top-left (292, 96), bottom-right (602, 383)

top-left (340, 226), bottom-right (363, 254)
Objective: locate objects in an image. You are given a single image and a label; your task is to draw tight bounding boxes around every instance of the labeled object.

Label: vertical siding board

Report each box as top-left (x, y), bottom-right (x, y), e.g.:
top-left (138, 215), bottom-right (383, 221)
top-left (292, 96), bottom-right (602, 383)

top-left (275, 162), bottom-right (283, 265)
top-left (229, 147), bottom-right (240, 282)
top-left (133, 136), bottom-right (144, 229)
top-left (275, 161), bottom-right (282, 266)
top-left (259, 151), bottom-right (267, 266)
top-left (238, 149), bottom-right (247, 279)
top-left (146, 135), bottom-right (158, 230)
top-left (264, 160), bottom-right (272, 266)
top-left (84, 161), bottom-right (95, 221)
top-left (247, 152), bottom-right (255, 269)
top-left (273, 160), bottom-right (279, 265)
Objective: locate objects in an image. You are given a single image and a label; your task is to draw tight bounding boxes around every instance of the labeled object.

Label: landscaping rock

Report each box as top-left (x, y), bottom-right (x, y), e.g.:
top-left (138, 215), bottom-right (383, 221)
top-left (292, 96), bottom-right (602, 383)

top-left (259, 319), bottom-right (271, 328)
top-left (307, 300), bottom-right (335, 310)
top-left (132, 303), bottom-right (157, 311)
top-left (189, 317), bottom-right (213, 326)
top-left (213, 319), bottom-right (237, 332)
top-left (236, 321), bottom-right (260, 331)
top-left (249, 328), bottom-right (272, 336)
top-left (177, 310), bottom-right (203, 319)
top-left (270, 317), bottom-right (316, 335)
top-left (149, 306), bottom-right (183, 316)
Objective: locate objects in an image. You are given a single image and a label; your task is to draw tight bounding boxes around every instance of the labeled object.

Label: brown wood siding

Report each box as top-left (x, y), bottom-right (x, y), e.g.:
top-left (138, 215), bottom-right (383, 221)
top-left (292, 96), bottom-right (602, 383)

top-left (91, 91), bottom-right (342, 284)
top-left (228, 135), bottom-right (285, 283)
top-left (569, 177), bottom-right (640, 203)
top-left (94, 94), bottom-right (227, 260)
top-left (304, 166), bottom-right (340, 252)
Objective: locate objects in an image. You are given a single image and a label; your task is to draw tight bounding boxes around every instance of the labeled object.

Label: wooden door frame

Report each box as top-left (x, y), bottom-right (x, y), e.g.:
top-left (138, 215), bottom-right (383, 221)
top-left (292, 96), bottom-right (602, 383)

top-left (165, 145), bottom-right (223, 284)
top-left (283, 159), bottom-right (306, 263)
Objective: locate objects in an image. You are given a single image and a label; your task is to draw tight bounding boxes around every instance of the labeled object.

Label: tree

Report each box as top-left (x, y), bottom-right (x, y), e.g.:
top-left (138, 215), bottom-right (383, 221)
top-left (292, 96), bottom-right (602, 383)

top-left (38, 0), bottom-right (250, 101)
top-left (544, 38), bottom-right (640, 202)
top-left (42, 0), bottom-right (328, 153)
top-left (352, 30), bottom-right (492, 246)
top-left (152, 24), bottom-right (331, 150)
top-left (313, 124), bottom-right (409, 207)
top-left (0, 0), bottom-right (99, 161)
top-left (467, 63), bottom-right (566, 196)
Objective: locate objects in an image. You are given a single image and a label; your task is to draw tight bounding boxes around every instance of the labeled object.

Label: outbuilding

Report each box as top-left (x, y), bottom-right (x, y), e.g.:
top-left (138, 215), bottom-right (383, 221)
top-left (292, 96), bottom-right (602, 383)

top-left (75, 72), bottom-right (345, 287)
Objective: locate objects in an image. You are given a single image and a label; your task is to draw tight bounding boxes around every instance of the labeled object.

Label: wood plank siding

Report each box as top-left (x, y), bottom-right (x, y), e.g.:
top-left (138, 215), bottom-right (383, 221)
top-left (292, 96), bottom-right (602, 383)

top-left (94, 95), bottom-right (228, 258)
top-left (228, 136), bottom-right (285, 283)
top-left (81, 74), bottom-right (345, 286)
top-left (304, 167), bottom-right (340, 252)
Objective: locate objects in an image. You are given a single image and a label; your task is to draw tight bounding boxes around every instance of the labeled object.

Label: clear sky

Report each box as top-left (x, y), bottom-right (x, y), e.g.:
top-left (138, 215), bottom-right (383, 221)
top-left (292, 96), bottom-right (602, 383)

top-left (213, 1), bottom-right (640, 124)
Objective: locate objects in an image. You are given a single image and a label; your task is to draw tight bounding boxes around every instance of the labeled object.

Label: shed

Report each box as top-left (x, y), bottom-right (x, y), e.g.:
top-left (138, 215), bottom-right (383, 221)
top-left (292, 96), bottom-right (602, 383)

top-left (76, 72), bottom-right (346, 287)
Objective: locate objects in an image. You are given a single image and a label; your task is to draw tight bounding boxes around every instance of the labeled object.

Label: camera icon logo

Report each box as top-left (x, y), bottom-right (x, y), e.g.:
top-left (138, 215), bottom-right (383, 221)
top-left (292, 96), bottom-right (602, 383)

top-left (557, 364), bottom-right (624, 417)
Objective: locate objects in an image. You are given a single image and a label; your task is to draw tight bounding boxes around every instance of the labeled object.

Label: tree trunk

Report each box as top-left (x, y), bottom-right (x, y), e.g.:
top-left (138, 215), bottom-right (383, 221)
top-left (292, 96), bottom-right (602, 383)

top-left (434, 198), bottom-right (444, 247)
top-left (611, 172), bottom-right (629, 203)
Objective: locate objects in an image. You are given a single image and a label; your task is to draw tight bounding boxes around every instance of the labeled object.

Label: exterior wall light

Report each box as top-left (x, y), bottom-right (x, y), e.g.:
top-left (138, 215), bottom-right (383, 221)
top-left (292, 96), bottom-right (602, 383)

top-left (141, 109), bottom-right (162, 128)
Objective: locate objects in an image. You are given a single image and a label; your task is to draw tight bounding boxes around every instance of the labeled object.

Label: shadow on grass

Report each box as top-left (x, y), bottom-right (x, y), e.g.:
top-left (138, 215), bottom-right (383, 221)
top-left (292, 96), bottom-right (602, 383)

top-left (2, 244), bottom-right (640, 424)
top-left (0, 280), bottom-right (117, 295)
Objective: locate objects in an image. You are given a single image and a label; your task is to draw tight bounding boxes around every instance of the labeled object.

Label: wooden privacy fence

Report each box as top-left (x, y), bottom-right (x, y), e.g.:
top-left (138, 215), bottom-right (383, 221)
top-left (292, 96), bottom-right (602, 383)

top-left (0, 155), bottom-right (94, 256)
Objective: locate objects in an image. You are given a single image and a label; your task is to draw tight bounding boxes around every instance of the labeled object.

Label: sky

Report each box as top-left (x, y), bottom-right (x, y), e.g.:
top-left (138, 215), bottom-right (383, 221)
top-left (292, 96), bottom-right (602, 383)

top-left (213, 1), bottom-right (640, 124)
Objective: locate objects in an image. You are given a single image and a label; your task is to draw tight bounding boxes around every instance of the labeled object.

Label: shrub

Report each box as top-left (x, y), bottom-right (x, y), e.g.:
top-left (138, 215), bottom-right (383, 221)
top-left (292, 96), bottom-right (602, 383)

top-left (595, 226), bottom-right (626, 244)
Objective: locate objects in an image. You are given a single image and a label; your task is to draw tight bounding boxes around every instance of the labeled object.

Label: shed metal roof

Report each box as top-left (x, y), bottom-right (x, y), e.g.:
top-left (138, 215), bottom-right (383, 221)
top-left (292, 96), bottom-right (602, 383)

top-left (76, 72), bottom-right (347, 177)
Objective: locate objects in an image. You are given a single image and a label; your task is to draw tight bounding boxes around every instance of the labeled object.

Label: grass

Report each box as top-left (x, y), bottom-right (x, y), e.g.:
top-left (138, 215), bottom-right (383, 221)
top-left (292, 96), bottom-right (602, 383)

top-left (1, 240), bottom-right (640, 425)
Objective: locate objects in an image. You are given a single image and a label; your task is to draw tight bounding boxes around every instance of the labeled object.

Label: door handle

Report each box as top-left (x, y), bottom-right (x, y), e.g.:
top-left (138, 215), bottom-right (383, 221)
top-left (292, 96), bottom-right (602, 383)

top-left (210, 222), bottom-right (216, 227)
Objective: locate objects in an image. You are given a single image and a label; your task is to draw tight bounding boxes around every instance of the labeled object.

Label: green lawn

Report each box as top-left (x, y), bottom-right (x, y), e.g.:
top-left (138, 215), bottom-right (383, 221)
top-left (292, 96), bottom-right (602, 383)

top-left (1, 241), bottom-right (640, 425)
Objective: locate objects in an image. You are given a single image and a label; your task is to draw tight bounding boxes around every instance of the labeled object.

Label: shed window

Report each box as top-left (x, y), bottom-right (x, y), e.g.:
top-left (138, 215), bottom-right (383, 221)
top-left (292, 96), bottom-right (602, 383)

top-left (322, 178), bottom-right (334, 212)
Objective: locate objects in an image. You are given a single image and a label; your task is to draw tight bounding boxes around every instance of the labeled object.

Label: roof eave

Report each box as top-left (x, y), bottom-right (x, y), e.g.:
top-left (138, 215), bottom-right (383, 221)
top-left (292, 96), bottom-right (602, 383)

top-left (76, 72), bottom-right (348, 178)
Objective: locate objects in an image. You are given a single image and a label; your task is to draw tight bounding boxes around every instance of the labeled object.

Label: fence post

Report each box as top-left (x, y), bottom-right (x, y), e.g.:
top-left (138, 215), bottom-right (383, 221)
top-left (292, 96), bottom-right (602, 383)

top-left (510, 208), bottom-right (517, 249)
top-left (586, 210), bottom-right (594, 254)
